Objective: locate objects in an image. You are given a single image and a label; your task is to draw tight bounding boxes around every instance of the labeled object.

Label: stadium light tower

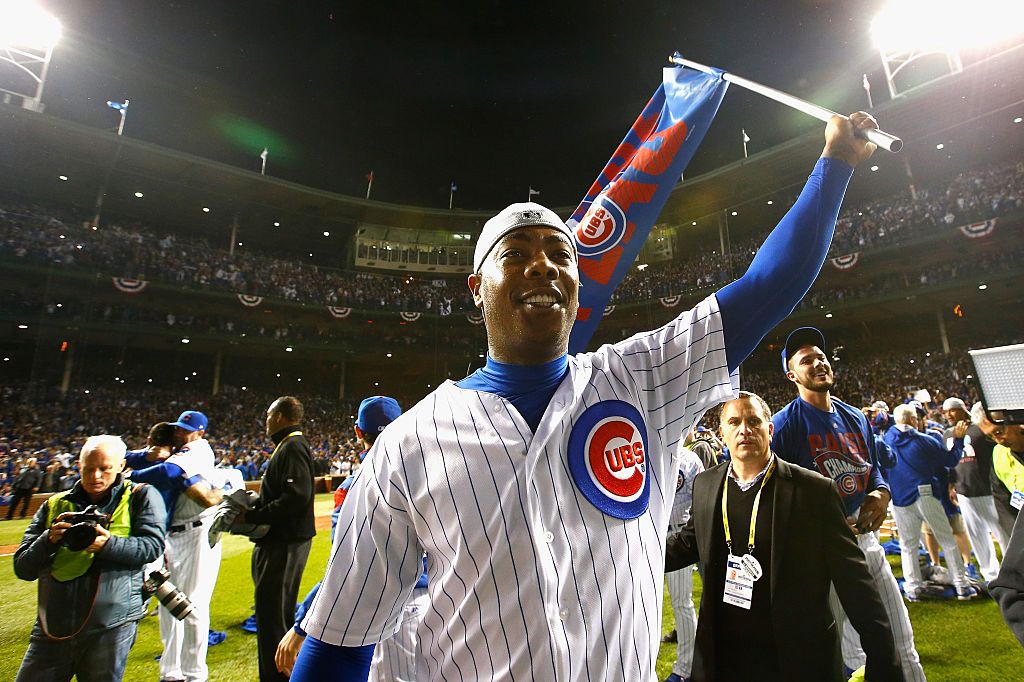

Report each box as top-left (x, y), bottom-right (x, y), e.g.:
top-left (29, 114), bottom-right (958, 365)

top-left (871, 0), bottom-right (1024, 98)
top-left (0, 0), bottom-right (62, 112)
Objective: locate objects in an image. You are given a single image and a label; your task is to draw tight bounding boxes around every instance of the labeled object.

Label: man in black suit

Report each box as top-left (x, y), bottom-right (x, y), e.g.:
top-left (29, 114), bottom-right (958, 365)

top-left (665, 392), bottom-right (900, 681)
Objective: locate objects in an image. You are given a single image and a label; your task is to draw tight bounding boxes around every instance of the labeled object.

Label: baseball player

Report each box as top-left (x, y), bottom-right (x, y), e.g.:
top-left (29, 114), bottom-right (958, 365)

top-left (275, 396), bottom-right (429, 682)
top-left (772, 327), bottom-right (927, 681)
top-left (883, 403), bottom-right (976, 600)
top-left (126, 410), bottom-right (225, 682)
top-left (663, 441), bottom-right (704, 682)
top-left (292, 114), bottom-right (878, 681)
top-left (944, 400), bottom-right (1010, 582)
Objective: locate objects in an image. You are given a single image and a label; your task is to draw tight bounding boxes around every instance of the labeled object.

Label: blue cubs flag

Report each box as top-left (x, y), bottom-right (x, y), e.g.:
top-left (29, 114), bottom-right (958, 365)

top-left (567, 65), bottom-right (728, 353)
top-left (106, 100), bottom-right (128, 111)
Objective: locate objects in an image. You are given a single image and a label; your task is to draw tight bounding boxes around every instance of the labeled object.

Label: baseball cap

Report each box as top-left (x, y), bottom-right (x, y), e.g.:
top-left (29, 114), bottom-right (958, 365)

top-left (473, 202), bottom-right (575, 273)
top-left (169, 410), bottom-right (209, 432)
top-left (356, 396), bottom-right (402, 435)
top-left (908, 400), bottom-right (927, 415)
top-left (871, 400), bottom-right (890, 412)
top-left (781, 326), bottom-right (827, 373)
top-left (942, 397), bottom-right (968, 412)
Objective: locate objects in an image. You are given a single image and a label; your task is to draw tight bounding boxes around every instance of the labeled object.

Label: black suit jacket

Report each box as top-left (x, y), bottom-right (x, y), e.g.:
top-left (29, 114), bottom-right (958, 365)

top-left (665, 457), bottom-right (901, 682)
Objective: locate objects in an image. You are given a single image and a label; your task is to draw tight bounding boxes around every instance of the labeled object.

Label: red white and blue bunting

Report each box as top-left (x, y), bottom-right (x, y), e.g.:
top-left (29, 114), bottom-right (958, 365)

top-left (327, 306), bottom-right (352, 319)
top-left (959, 218), bottom-right (997, 239)
top-left (399, 311), bottom-right (421, 322)
top-left (112, 277), bottom-right (147, 294)
top-left (830, 252), bottom-right (859, 270)
top-left (237, 294), bottom-right (263, 307)
top-left (659, 295), bottom-right (680, 308)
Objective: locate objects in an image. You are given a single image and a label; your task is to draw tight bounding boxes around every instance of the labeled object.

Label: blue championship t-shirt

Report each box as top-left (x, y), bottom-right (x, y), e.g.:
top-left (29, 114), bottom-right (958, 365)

top-left (771, 396), bottom-right (889, 516)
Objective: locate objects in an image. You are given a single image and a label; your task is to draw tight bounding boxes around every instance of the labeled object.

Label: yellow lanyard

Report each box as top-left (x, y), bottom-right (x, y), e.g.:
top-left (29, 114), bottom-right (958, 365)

top-left (269, 431), bottom-right (303, 459)
top-left (722, 457), bottom-right (776, 555)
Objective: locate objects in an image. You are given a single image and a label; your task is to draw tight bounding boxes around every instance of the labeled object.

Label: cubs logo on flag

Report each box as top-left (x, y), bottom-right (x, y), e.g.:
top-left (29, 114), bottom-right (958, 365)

top-left (399, 311), bottom-right (421, 322)
top-left (830, 252), bottom-right (859, 270)
top-left (659, 295), bottom-right (681, 308)
top-left (813, 449), bottom-right (871, 497)
top-left (237, 294), bottom-right (263, 307)
top-left (327, 306), bottom-right (351, 319)
top-left (567, 65), bottom-right (728, 353)
top-left (959, 218), bottom-right (996, 239)
top-left (112, 277), bottom-right (147, 293)
top-left (567, 400), bottom-right (650, 519)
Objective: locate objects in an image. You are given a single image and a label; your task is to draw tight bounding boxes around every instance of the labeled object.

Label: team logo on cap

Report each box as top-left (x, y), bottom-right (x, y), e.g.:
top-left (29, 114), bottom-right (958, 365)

top-left (521, 210), bottom-right (542, 221)
top-left (574, 196), bottom-right (627, 257)
top-left (567, 400), bottom-right (650, 519)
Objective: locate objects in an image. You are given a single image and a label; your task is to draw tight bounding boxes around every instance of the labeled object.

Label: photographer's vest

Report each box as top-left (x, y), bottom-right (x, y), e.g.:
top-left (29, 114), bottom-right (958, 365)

top-left (993, 445), bottom-right (1024, 500)
top-left (46, 481), bottom-right (135, 582)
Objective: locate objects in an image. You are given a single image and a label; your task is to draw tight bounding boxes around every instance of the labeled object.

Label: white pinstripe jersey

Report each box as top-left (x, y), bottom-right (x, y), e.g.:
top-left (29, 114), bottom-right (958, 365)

top-left (303, 295), bottom-right (734, 681)
top-left (668, 446), bottom-right (704, 529)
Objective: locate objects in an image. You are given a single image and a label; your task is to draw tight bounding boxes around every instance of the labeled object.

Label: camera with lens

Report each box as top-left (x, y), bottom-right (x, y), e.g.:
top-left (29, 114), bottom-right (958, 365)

top-left (59, 505), bottom-right (110, 552)
top-left (143, 567), bottom-right (195, 621)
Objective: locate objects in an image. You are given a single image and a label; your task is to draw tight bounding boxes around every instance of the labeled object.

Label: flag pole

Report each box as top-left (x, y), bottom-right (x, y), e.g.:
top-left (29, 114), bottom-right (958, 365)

top-left (668, 53), bottom-right (902, 153)
top-left (862, 74), bottom-right (874, 109)
top-left (117, 99), bottom-right (129, 136)
top-left (742, 128), bottom-right (749, 159)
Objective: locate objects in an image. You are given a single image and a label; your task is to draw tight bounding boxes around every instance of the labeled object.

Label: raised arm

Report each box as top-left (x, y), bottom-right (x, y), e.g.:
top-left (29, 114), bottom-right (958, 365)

top-left (718, 113), bottom-right (878, 371)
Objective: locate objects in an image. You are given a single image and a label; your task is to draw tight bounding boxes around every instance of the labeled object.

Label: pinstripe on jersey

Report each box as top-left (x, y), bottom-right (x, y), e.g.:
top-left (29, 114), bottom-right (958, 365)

top-left (303, 295), bottom-right (734, 681)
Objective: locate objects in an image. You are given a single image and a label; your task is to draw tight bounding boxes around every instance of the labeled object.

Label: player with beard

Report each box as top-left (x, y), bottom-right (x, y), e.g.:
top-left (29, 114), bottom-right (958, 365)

top-left (772, 327), bottom-right (926, 681)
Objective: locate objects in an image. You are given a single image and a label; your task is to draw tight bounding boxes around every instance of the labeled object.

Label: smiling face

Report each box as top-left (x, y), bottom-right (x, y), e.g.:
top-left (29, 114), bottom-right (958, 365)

top-left (786, 345), bottom-right (834, 393)
top-left (468, 226), bottom-right (579, 365)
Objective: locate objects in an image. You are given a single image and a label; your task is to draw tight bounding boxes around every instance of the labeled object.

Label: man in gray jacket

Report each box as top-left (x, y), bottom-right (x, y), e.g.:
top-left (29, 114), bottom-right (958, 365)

top-left (13, 435), bottom-right (166, 682)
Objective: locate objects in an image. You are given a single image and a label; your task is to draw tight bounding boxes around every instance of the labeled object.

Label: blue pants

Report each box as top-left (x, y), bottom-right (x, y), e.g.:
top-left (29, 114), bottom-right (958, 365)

top-left (15, 620), bottom-right (139, 682)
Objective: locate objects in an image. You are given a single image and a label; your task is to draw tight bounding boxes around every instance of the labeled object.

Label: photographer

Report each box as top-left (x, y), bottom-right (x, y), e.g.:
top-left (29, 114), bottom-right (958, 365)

top-left (12, 435), bottom-right (166, 682)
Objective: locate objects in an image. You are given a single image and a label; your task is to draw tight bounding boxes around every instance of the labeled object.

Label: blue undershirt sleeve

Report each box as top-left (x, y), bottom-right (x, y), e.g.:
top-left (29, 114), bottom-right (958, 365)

top-left (293, 582), bottom-right (322, 636)
top-left (125, 449), bottom-right (156, 471)
top-left (290, 637), bottom-right (375, 682)
top-left (717, 157), bottom-right (854, 371)
top-left (128, 462), bottom-right (187, 492)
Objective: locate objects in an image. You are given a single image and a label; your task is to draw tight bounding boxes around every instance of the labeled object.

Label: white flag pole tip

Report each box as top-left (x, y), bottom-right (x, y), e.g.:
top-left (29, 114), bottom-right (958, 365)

top-left (668, 54), bottom-right (902, 153)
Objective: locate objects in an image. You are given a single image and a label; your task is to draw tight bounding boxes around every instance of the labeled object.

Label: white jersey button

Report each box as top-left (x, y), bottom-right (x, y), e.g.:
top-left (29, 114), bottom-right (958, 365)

top-left (558, 607), bottom-right (568, 620)
top-left (543, 531), bottom-right (554, 543)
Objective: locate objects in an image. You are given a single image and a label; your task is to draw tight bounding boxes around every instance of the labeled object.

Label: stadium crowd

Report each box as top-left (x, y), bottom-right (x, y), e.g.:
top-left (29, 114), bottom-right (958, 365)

top-left (0, 385), bottom-right (369, 500)
top-left (1, 160), bottom-right (1020, 315)
top-left (609, 159), bottom-right (1023, 302)
top-left (0, 343), bottom-right (998, 502)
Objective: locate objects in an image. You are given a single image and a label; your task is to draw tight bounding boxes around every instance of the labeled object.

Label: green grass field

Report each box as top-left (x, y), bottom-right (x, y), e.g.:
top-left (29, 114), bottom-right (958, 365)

top-left (1, 493), bottom-right (1020, 680)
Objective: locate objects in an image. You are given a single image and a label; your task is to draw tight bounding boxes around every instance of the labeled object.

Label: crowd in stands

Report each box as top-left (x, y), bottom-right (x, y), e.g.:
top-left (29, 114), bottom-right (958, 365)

top-left (1, 160), bottom-right (1020, 315)
top-left (0, 339), bottom-right (1009, 502)
top-left (610, 159), bottom-right (1024, 303)
top-left (0, 384), bottom-right (375, 496)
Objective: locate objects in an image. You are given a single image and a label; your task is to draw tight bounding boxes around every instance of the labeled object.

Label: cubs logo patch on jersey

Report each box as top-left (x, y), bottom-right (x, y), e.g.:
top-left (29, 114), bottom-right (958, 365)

top-left (567, 400), bottom-right (650, 519)
top-left (574, 196), bottom-right (627, 257)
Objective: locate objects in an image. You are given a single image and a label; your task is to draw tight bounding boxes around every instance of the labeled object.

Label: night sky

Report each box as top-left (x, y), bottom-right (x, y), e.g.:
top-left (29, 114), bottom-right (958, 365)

top-left (37, 0), bottom-right (891, 210)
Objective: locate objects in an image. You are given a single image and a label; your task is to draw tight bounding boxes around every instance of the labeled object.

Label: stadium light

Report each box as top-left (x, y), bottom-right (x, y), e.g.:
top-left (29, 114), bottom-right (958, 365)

top-left (871, 0), bottom-right (1024, 98)
top-left (0, 2), bottom-right (61, 49)
top-left (0, 1), bottom-right (61, 112)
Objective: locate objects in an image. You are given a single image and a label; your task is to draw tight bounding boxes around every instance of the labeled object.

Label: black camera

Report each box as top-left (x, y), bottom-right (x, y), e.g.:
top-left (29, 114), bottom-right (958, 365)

top-left (143, 567), bottom-right (195, 621)
top-left (60, 505), bottom-right (110, 552)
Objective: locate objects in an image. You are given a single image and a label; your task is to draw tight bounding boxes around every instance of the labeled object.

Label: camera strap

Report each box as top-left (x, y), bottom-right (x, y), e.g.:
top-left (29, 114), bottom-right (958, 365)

top-left (38, 567), bottom-right (101, 641)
